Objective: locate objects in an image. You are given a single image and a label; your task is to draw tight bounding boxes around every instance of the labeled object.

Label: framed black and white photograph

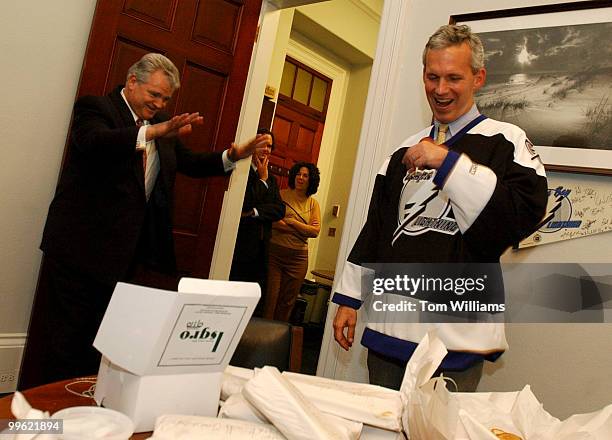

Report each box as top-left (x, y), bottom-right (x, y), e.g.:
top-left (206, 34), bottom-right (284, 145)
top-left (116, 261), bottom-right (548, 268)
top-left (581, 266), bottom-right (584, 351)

top-left (452, 1), bottom-right (612, 175)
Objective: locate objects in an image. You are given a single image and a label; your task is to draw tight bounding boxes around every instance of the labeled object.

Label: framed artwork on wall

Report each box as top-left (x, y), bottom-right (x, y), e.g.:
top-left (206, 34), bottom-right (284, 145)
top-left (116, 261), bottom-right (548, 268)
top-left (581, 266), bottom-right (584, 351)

top-left (451, 1), bottom-right (612, 175)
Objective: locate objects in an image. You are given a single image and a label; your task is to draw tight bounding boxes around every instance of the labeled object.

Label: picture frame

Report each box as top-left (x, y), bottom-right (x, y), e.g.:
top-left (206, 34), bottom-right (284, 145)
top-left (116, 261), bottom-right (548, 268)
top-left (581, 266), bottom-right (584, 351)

top-left (451, 1), bottom-right (612, 175)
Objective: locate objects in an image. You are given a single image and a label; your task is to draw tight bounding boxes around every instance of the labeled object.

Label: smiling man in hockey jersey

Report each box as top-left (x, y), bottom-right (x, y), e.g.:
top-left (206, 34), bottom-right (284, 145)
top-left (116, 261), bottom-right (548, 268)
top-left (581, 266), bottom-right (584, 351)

top-left (332, 24), bottom-right (548, 391)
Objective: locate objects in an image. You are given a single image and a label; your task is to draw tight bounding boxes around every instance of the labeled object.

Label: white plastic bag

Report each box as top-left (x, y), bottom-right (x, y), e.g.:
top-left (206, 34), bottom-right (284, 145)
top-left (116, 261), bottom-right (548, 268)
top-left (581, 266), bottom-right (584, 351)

top-left (400, 332), bottom-right (612, 439)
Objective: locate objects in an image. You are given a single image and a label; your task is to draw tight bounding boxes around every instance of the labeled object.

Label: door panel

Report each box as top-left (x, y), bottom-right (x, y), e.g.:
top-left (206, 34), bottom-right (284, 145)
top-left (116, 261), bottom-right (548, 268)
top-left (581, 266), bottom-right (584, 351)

top-left (271, 102), bottom-right (324, 188)
top-left (122, 0), bottom-right (178, 29)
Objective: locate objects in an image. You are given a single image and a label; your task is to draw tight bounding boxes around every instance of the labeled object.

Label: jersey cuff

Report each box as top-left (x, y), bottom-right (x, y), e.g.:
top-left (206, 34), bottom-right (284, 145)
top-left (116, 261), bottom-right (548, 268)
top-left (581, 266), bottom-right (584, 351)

top-left (332, 293), bottom-right (363, 309)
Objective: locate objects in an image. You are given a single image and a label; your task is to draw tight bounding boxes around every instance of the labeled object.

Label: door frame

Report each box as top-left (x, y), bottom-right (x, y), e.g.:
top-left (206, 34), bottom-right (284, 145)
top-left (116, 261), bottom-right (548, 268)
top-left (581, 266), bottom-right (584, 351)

top-left (209, 1), bottom-right (281, 280)
top-left (211, 0), bottom-right (412, 383)
top-left (285, 35), bottom-right (349, 277)
top-left (211, 9), bottom-right (350, 282)
top-left (316, 0), bottom-right (417, 381)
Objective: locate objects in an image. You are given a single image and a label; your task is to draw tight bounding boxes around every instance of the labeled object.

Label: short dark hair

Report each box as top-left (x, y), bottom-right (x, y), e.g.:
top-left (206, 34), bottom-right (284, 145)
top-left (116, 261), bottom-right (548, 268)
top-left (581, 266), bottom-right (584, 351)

top-left (423, 24), bottom-right (484, 73)
top-left (288, 162), bottom-right (320, 196)
top-left (257, 127), bottom-right (275, 151)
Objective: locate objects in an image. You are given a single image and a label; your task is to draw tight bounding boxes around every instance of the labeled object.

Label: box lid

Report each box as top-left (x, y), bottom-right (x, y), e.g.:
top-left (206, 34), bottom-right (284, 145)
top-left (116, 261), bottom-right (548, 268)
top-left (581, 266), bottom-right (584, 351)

top-left (93, 279), bottom-right (260, 376)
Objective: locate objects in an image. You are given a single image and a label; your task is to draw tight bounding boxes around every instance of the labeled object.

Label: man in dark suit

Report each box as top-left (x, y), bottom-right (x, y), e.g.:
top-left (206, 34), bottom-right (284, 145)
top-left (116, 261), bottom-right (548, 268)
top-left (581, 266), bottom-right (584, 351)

top-left (230, 128), bottom-right (285, 312)
top-left (21, 53), bottom-right (271, 387)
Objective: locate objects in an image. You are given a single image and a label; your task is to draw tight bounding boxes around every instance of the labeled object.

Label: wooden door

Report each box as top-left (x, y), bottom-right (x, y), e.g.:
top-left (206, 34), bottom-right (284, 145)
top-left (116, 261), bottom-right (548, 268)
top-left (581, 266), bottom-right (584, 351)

top-left (78, 0), bottom-right (262, 278)
top-left (271, 103), bottom-right (324, 188)
top-left (270, 57), bottom-right (331, 188)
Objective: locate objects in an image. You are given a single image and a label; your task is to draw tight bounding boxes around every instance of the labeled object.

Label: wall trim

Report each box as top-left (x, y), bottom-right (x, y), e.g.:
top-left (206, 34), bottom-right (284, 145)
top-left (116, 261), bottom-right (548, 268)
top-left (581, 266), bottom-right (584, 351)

top-left (210, 2), bottom-right (281, 279)
top-left (286, 34), bottom-right (350, 276)
top-left (348, 0), bottom-right (382, 21)
top-left (0, 333), bottom-right (27, 348)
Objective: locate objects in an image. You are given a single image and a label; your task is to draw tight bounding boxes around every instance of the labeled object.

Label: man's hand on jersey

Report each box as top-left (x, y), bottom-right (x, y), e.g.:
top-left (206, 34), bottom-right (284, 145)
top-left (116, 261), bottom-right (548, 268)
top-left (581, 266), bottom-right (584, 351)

top-left (333, 305), bottom-right (357, 351)
top-left (402, 137), bottom-right (448, 172)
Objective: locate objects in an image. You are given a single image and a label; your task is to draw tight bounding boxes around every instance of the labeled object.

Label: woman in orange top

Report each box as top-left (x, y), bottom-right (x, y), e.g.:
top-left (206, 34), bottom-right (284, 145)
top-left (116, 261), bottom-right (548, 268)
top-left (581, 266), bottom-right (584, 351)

top-left (264, 162), bottom-right (321, 321)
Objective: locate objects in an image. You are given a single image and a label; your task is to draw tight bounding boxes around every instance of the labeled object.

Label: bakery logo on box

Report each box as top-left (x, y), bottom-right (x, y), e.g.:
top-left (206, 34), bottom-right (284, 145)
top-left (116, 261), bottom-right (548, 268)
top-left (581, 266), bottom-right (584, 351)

top-left (178, 319), bottom-right (224, 352)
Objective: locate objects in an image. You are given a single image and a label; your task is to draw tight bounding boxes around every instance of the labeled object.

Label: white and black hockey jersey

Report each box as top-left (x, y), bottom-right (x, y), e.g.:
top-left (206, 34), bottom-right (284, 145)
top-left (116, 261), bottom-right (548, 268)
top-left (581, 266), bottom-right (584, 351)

top-left (332, 115), bottom-right (548, 369)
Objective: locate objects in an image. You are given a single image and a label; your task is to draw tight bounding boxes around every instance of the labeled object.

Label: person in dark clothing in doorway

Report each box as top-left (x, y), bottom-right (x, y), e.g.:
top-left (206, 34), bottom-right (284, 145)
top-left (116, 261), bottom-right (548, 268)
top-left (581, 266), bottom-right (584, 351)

top-left (230, 128), bottom-right (285, 313)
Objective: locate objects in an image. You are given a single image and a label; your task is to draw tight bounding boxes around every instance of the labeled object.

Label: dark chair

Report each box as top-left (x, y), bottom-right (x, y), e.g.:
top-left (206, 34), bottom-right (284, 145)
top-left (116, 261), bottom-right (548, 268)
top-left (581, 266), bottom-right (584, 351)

top-left (230, 317), bottom-right (303, 373)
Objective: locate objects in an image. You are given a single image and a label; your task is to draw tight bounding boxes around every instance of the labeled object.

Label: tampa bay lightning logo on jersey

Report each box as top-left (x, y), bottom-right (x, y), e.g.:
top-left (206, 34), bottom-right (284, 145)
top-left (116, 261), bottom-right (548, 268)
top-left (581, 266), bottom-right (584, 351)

top-left (392, 169), bottom-right (458, 245)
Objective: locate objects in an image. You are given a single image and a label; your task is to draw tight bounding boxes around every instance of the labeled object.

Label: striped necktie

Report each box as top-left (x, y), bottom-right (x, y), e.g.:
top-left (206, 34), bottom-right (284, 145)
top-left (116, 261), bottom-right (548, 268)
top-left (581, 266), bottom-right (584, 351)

top-left (136, 119), bottom-right (146, 174)
top-left (435, 123), bottom-right (448, 145)
top-left (137, 119), bottom-right (159, 201)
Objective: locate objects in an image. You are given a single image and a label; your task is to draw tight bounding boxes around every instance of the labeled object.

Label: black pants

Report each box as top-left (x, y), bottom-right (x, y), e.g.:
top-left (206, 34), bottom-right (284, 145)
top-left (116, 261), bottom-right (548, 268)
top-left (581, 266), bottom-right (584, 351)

top-left (367, 349), bottom-right (484, 392)
top-left (20, 249), bottom-right (180, 390)
top-left (229, 240), bottom-right (268, 316)
top-left (19, 256), bottom-right (115, 389)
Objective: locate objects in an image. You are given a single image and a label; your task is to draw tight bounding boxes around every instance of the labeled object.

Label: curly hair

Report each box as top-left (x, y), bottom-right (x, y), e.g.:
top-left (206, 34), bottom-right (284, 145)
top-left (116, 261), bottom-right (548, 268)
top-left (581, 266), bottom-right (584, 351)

top-left (288, 162), bottom-right (320, 196)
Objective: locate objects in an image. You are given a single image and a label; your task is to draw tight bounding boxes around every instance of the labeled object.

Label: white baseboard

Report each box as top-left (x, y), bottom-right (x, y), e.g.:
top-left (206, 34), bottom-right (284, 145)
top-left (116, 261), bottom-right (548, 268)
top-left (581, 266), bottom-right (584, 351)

top-left (0, 333), bottom-right (26, 348)
top-left (0, 333), bottom-right (26, 393)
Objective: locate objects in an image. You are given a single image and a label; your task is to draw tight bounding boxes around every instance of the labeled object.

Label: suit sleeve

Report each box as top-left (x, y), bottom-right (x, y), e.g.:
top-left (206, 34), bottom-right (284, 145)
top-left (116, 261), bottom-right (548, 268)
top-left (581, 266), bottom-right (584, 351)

top-left (174, 141), bottom-right (227, 178)
top-left (70, 96), bottom-right (140, 162)
top-left (244, 174), bottom-right (285, 222)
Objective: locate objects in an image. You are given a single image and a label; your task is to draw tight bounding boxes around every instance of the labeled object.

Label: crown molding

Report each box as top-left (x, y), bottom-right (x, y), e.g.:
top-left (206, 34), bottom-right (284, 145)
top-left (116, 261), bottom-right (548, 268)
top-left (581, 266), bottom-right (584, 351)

top-left (348, 0), bottom-right (382, 22)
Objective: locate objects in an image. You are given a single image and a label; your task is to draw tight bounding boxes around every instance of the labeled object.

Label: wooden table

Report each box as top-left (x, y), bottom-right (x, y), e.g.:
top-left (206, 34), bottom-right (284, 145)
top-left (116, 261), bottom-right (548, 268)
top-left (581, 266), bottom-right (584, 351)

top-left (308, 269), bottom-right (335, 325)
top-left (0, 378), bottom-right (150, 439)
top-left (311, 268), bottom-right (334, 287)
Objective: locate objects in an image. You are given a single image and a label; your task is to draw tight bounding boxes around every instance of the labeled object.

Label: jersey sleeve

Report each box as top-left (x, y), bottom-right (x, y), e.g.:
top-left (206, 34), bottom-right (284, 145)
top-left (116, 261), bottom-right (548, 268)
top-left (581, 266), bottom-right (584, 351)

top-left (435, 122), bottom-right (548, 259)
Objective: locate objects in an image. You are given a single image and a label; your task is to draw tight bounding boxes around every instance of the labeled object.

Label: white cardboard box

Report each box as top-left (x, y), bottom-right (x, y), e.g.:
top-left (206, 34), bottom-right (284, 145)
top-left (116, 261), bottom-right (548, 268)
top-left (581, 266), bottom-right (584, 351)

top-left (93, 278), bottom-right (260, 432)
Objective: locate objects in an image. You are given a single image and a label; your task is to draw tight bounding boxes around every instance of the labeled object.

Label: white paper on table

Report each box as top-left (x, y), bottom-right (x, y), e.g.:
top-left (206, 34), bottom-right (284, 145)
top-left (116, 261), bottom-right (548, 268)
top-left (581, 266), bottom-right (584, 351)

top-left (545, 403), bottom-right (612, 439)
top-left (219, 389), bottom-right (365, 439)
top-left (221, 366), bottom-right (255, 401)
top-left (223, 365), bottom-right (401, 432)
top-left (397, 331), bottom-right (447, 437)
top-left (282, 371), bottom-right (403, 432)
top-left (148, 414), bottom-right (285, 440)
top-left (4, 392), bottom-right (54, 440)
top-left (399, 330), bottom-right (447, 395)
top-left (360, 425), bottom-right (406, 440)
top-left (242, 366), bottom-right (362, 440)
top-left (218, 393), bottom-right (269, 424)
top-left (397, 332), bottom-right (612, 439)
top-left (7, 392), bottom-right (134, 440)
top-left (458, 409), bottom-right (499, 440)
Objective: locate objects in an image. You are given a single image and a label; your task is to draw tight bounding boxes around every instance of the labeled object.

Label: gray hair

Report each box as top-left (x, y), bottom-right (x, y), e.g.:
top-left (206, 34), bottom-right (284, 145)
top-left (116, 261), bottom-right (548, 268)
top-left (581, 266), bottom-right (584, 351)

top-left (422, 24), bottom-right (484, 73)
top-left (126, 53), bottom-right (180, 90)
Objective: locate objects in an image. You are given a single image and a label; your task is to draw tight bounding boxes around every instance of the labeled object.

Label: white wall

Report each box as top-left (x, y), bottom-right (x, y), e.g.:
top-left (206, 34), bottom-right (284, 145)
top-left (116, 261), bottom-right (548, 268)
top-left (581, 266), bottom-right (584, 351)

top-left (320, 0), bottom-right (612, 420)
top-left (0, 1), bottom-right (97, 336)
top-left (297, 0), bottom-right (382, 59)
top-left (488, 171), bottom-right (612, 419)
top-left (314, 64), bottom-right (372, 271)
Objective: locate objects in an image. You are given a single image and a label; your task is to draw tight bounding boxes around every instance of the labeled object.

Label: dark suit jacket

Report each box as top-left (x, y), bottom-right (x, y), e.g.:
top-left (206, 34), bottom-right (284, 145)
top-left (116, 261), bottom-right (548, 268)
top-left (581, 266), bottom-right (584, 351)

top-left (41, 86), bottom-right (228, 283)
top-left (231, 166), bottom-right (284, 275)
